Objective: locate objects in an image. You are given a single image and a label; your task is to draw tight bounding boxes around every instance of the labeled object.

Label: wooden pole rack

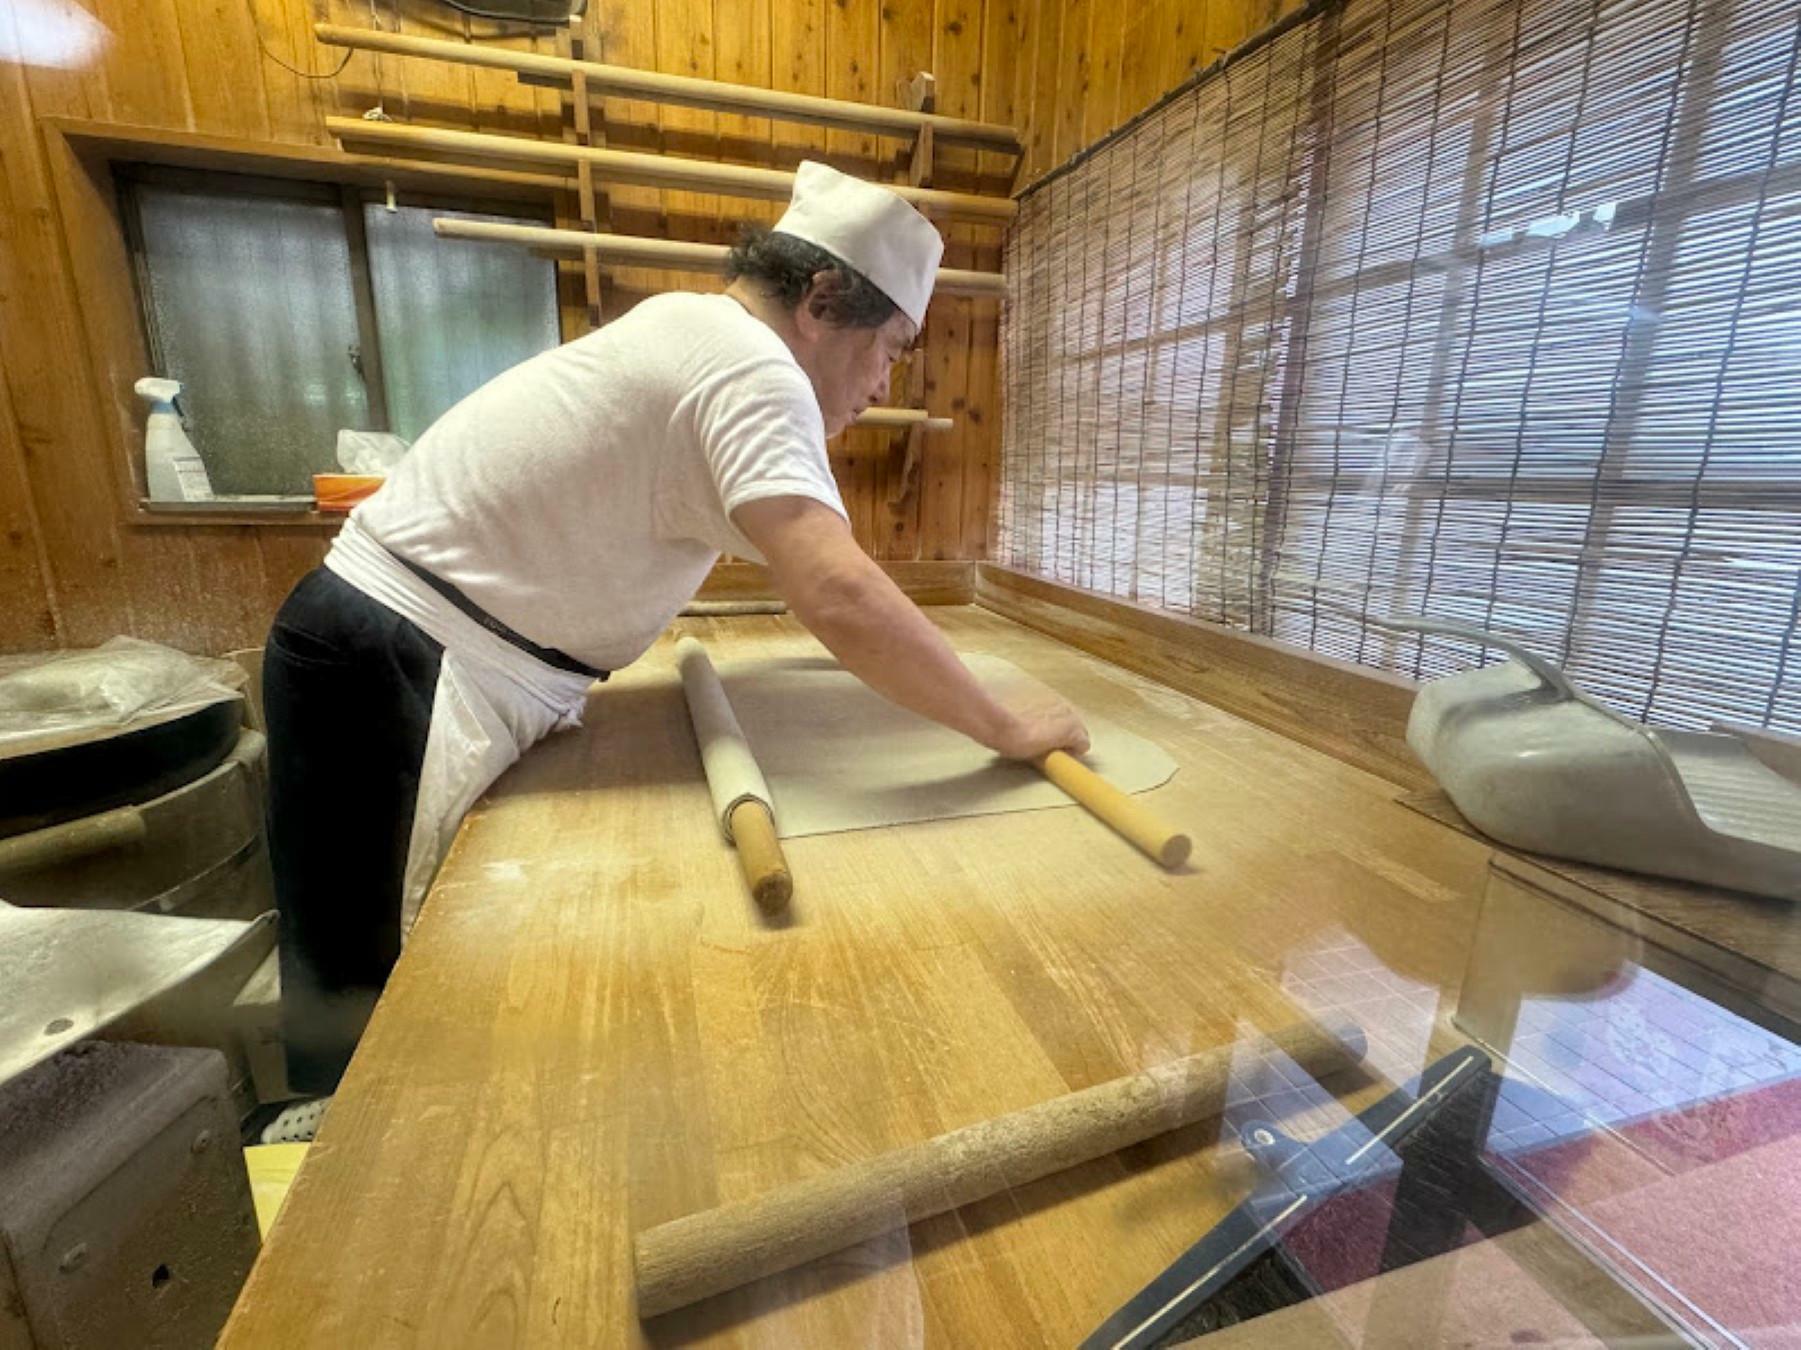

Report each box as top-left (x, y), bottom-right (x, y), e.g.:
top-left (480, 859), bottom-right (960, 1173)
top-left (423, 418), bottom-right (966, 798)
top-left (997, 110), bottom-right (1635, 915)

top-left (324, 117), bottom-right (1015, 225)
top-left (559, 30), bottom-right (608, 329)
top-left (313, 24), bottom-right (1022, 156)
top-left (429, 218), bottom-right (1006, 300)
top-left (313, 28), bottom-right (1010, 451)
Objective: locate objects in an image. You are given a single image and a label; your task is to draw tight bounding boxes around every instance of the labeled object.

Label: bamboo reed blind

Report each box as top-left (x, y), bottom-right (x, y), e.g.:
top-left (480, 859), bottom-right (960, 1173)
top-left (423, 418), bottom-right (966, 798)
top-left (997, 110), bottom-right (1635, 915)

top-left (997, 0), bottom-right (1801, 733)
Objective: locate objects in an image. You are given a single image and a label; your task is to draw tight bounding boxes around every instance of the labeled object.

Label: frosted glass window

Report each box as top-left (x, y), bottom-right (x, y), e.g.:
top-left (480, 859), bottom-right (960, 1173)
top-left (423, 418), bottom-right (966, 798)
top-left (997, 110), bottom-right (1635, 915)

top-left (363, 204), bottom-right (562, 441)
top-left (132, 182), bottom-right (371, 495)
top-left (128, 170), bottom-right (562, 497)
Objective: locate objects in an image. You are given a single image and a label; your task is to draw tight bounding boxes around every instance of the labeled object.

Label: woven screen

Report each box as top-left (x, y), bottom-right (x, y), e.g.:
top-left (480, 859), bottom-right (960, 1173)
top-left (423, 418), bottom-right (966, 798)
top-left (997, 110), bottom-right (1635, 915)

top-left (997, 0), bottom-right (1801, 733)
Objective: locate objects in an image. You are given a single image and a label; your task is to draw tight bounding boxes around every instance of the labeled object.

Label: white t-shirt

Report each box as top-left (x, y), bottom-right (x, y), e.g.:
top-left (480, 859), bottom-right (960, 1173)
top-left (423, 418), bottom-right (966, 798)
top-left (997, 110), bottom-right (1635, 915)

top-left (332, 292), bottom-right (846, 675)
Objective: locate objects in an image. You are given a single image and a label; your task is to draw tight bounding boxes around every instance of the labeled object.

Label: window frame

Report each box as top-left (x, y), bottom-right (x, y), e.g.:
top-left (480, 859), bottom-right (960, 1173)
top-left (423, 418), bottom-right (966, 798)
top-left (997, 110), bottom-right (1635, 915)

top-left (40, 116), bottom-right (574, 528)
top-left (115, 162), bottom-right (561, 470)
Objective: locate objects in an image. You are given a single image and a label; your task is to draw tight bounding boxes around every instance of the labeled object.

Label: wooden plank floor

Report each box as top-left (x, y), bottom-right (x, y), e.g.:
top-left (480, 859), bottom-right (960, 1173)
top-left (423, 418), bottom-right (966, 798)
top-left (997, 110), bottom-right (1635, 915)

top-left (219, 607), bottom-right (1493, 1347)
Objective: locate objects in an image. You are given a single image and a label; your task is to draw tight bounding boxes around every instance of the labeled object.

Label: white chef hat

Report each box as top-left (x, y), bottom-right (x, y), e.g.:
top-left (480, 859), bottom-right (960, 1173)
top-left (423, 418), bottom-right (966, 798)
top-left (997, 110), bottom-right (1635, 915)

top-left (770, 161), bottom-right (943, 329)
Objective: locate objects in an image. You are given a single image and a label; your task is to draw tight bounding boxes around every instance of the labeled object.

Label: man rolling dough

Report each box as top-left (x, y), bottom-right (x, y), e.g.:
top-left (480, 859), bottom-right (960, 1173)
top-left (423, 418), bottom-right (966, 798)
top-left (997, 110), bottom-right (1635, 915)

top-left (261, 161), bottom-right (1088, 1117)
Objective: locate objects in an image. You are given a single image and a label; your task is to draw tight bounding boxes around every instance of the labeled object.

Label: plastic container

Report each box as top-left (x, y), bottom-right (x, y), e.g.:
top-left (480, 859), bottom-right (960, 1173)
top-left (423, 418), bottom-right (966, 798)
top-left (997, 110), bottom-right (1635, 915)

top-left (311, 473), bottom-right (385, 513)
top-left (135, 377), bottom-right (214, 503)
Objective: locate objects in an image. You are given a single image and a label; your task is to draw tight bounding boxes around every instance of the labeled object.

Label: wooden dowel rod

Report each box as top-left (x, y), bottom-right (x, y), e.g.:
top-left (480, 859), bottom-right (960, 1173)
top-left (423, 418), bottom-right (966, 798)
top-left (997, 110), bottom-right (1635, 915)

top-left (314, 24), bottom-right (1022, 154)
top-left (633, 1016), bottom-right (1365, 1317)
top-left (727, 799), bottom-right (791, 914)
top-left (851, 408), bottom-right (954, 432)
top-left (1036, 750), bottom-right (1192, 869)
top-left (326, 117), bottom-right (1016, 224)
top-left (446, 218), bottom-right (727, 270)
top-left (431, 217), bottom-right (1009, 299)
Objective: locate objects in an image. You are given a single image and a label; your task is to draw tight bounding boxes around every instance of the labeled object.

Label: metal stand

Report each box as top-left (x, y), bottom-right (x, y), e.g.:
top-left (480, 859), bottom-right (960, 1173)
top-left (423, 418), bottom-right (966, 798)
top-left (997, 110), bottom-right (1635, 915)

top-left (1082, 1044), bottom-right (1683, 1349)
top-left (1082, 1046), bottom-right (1491, 1348)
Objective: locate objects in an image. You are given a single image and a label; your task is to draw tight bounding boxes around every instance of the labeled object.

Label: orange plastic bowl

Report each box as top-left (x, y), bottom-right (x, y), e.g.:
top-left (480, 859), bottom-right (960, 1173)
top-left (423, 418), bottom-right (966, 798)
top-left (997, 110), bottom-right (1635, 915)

top-left (312, 473), bottom-right (385, 513)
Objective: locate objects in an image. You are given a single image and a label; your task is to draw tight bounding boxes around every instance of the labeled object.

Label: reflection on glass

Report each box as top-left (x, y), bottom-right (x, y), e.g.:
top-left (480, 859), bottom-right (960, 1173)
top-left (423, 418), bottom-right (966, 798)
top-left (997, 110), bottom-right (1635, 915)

top-left (1089, 918), bottom-right (1799, 1347)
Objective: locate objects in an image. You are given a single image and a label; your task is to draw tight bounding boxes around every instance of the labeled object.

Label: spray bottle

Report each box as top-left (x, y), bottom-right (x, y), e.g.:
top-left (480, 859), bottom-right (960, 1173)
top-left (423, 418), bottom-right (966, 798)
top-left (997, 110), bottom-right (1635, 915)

top-left (135, 377), bottom-right (214, 503)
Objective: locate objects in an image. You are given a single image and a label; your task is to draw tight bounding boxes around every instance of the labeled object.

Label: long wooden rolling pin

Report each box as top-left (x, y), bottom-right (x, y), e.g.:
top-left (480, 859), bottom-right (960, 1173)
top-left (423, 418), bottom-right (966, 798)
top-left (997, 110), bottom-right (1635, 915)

top-left (634, 1015), bottom-right (1365, 1317)
top-left (1037, 749), bottom-right (1192, 869)
top-left (675, 636), bottom-right (792, 912)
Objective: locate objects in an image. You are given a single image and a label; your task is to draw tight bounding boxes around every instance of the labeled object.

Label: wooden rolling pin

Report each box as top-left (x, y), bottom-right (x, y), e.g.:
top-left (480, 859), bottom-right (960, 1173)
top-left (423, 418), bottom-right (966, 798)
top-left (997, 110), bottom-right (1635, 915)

top-left (1037, 749), bottom-right (1192, 869)
top-left (634, 1015), bottom-right (1365, 1317)
top-left (0, 805), bottom-right (147, 876)
top-left (675, 637), bottom-right (792, 912)
top-left (725, 799), bottom-right (791, 912)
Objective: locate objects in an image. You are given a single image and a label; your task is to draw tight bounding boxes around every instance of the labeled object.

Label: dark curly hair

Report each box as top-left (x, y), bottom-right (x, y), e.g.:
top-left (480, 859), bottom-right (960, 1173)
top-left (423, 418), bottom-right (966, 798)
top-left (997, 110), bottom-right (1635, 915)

top-left (724, 224), bottom-right (900, 329)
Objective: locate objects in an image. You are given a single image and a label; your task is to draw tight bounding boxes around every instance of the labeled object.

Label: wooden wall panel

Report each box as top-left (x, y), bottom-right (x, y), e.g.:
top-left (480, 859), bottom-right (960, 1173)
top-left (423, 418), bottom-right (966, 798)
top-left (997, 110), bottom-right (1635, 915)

top-left (0, 0), bottom-right (1289, 655)
top-left (0, 329), bottom-right (58, 647)
top-left (870, 0), bottom-right (933, 562)
top-left (1, 39), bottom-right (137, 648)
top-left (824, 0), bottom-right (883, 550)
top-left (1012, 0), bottom-right (1302, 186)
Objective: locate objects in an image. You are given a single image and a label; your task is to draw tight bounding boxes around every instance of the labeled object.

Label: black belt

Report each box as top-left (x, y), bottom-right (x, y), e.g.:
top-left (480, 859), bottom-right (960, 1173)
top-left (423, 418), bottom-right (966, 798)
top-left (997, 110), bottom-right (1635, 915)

top-left (390, 552), bottom-right (609, 681)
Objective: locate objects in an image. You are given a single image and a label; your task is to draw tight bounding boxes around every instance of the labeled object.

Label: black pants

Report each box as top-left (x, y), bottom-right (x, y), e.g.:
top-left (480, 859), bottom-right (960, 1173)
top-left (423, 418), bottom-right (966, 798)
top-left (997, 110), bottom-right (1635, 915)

top-left (263, 568), bottom-right (443, 1094)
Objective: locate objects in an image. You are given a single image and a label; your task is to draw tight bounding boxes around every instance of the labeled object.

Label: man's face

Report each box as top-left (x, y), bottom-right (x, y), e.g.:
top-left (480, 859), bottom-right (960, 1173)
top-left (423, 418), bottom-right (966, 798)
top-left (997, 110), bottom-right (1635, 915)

top-left (799, 296), bottom-right (919, 437)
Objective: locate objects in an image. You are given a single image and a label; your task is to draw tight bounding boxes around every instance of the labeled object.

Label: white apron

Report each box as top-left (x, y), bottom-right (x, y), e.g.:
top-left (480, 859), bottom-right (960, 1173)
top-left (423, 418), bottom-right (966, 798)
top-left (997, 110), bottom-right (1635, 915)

top-left (324, 518), bottom-right (596, 936)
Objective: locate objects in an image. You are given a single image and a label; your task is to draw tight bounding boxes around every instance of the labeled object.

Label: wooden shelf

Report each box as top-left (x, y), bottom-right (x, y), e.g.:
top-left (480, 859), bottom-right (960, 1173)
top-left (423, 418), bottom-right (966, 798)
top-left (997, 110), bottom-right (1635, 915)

top-left (42, 116), bottom-right (567, 201)
top-left (133, 503), bottom-right (342, 528)
top-left (430, 218), bottom-right (1006, 300)
top-left (326, 117), bottom-right (1014, 225)
top-left (313, 24), bottom-right (1022, 156)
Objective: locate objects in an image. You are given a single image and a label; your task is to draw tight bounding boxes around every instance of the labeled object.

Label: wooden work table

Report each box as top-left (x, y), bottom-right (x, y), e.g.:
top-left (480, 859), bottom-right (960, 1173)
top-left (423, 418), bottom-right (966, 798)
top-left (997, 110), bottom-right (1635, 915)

top-left (219, 608), bottom-right (1495, 1347)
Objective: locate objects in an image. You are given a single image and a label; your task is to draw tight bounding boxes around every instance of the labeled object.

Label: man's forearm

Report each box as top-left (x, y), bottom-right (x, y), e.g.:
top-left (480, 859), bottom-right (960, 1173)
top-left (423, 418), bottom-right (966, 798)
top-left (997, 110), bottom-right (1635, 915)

top-left (784, 556), bottom-right (1012, 749)
top-left (729, 495), bottom-right (1083, 757)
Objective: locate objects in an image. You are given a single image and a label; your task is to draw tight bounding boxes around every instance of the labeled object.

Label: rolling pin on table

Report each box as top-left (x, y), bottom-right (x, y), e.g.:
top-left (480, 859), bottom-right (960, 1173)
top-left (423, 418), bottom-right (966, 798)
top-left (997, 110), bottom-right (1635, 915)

top-left (676, 636), bottom-right (793, 912)
top-left (634, 1014), bottom-right (1365, 1317)
top-left (677, 636), bottom-right (1192, 915)
top-left (1037, 749), bottom-right (1192, 869)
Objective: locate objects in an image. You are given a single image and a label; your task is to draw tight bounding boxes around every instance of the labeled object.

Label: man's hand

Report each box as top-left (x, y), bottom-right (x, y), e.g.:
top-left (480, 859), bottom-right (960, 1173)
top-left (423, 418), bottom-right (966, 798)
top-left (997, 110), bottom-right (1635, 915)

top-left (730, 495), bottom-right (1090, 760)
top-left (984, 687), bottom-right (1091, 761)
